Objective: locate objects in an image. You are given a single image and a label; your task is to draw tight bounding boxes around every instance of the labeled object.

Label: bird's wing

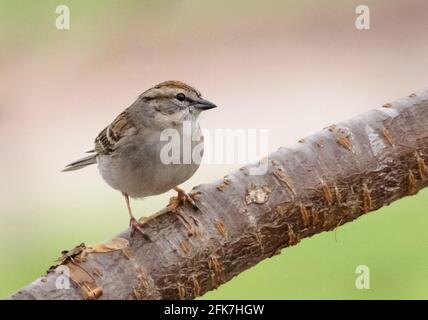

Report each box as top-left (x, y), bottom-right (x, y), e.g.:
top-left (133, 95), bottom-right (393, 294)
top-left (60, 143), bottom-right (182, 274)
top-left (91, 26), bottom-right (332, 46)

top-left (95, 110), bottom-right (136, 155)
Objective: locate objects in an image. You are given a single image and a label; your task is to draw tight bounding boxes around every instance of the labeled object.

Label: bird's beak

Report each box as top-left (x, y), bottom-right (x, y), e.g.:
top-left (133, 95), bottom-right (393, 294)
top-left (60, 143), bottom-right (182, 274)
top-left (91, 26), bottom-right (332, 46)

top-left (194, 98), bottom-right (217, 111)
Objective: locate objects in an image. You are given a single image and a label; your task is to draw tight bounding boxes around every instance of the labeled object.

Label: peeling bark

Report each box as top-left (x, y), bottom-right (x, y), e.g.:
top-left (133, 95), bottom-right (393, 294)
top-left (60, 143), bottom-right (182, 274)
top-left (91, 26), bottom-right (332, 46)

top-left (8, 90), bottom-right (428, 300)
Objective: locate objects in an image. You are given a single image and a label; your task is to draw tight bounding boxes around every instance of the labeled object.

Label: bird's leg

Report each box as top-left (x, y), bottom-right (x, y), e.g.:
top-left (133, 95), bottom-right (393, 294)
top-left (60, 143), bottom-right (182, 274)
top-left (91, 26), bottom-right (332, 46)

top-left (122, 193), bottom-right (148, 239)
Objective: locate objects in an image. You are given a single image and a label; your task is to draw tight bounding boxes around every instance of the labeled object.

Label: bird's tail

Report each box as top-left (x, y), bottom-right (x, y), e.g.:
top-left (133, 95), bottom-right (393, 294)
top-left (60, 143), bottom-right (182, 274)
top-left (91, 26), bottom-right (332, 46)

top-left (62, 154), bottom-right (97, 172)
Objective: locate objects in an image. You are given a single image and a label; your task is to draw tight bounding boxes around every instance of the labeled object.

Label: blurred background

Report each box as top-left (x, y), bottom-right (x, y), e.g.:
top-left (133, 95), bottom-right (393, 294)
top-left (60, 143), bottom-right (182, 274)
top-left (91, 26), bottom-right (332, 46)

top-left (1, 0), bottom-right (428, 299)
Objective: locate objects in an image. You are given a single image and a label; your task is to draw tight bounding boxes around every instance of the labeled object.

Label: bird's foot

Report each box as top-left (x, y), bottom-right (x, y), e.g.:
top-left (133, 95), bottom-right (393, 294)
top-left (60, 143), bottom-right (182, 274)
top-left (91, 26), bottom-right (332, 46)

top-left (168, 188), bottom-right (200, 212)
top-left (129, 217), bottom-right (150, 240)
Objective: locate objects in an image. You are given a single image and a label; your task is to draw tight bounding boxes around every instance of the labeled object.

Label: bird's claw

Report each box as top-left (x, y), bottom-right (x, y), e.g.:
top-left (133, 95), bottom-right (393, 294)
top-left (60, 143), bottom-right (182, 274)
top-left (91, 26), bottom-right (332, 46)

top-left (168, 189), bottom-right (200, 212)
top-left (129, 217), bottom-right (150, 240)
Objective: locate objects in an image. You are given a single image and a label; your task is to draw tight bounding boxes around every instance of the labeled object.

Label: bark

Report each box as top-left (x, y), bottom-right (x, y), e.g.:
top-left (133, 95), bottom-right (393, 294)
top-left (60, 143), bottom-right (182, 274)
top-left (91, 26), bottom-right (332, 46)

top-left (8, 90), bottom-right (428, 300)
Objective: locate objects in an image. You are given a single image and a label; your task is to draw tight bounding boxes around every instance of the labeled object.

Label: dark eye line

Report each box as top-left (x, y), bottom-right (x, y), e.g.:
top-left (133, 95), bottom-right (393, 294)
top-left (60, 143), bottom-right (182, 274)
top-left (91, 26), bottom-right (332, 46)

top-left (188, 97), bottom-right (197, 104)
top-left (142, 96), bottom-right (156, 101)
top-left (142, 93), bottom-right (196, 105)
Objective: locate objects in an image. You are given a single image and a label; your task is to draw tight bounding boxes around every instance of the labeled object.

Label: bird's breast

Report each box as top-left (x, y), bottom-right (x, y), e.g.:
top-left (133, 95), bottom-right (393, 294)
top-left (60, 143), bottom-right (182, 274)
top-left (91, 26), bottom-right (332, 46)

top-left (97, 126), bottom-right (204, 198)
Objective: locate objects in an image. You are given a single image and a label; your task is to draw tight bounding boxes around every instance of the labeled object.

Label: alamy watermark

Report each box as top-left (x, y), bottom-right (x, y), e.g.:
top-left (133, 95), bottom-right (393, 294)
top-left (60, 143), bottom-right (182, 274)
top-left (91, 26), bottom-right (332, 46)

top-left (159, 121), bottom-right (269, 175)
top-left (56, 5), bottom-right (70, 30)
top-left (355, 264), bottom-right (370, 290)
top-left (55, 265), bottom-right (71, 290)
top-left (355, 5), bottom-right (370, 30)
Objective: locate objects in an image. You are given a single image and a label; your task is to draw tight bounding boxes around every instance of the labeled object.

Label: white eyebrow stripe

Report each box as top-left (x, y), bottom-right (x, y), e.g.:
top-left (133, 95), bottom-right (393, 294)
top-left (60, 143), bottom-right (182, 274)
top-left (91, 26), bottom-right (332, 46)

top-left (106, 126), bottom-right (117, 144)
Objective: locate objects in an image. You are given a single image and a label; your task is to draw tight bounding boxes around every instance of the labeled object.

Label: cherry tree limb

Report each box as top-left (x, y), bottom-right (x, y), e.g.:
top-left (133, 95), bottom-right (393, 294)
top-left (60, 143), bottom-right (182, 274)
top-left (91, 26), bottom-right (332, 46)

top-left (8, 90), bottom-right (428, 300)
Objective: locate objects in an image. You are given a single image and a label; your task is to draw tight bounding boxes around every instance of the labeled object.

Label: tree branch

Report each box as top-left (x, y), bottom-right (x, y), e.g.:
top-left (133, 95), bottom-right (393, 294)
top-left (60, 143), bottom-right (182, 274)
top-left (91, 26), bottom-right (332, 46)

top-left (9, 90), bottom-right (428, 300)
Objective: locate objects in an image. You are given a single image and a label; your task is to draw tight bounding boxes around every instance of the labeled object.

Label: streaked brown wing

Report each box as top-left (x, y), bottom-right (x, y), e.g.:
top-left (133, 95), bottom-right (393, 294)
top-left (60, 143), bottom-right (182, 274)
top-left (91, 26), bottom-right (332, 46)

top-left (95, 110), bottom-right (135, 155)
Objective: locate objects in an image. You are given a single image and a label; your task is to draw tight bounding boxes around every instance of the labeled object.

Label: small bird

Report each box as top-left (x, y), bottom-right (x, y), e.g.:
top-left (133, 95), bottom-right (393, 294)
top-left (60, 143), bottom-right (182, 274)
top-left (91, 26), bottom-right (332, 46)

top-left (63, 81), bottom-right (217, 236)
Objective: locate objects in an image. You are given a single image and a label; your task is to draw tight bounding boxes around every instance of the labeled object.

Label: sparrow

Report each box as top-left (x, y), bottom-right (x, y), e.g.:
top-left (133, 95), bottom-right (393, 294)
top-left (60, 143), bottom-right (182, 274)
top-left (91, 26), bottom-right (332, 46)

top-left (63, 81), bottom-right (217, 236)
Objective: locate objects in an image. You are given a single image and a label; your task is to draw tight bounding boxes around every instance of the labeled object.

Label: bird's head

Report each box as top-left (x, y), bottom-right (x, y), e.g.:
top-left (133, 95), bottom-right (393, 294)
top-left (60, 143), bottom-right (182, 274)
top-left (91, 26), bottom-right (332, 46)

top-left (139, 80), bottom-right (217, 126)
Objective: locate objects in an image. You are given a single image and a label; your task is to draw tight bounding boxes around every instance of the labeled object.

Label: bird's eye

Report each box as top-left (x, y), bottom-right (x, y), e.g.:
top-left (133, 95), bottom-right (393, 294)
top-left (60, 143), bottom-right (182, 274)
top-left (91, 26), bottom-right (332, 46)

top-left (175, 93), bottom-right (186, 102)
